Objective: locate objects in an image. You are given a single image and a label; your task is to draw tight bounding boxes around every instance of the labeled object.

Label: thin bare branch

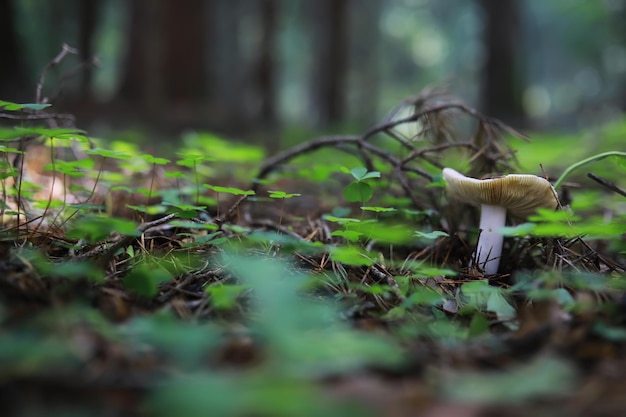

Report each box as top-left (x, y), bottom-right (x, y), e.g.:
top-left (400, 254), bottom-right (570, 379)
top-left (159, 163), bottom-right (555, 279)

top-left (36, 43), bottom-right (79, 104)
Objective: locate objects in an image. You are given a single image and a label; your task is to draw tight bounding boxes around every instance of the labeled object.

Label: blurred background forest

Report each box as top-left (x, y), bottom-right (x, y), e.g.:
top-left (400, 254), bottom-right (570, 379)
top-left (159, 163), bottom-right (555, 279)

top-left (1, 0), bottom-right (625, 150)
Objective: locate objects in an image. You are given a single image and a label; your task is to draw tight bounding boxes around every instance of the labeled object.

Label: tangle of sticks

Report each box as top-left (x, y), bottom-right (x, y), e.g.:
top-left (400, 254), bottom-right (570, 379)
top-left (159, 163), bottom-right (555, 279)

top-left (252, 89), bottom-right (525, 210)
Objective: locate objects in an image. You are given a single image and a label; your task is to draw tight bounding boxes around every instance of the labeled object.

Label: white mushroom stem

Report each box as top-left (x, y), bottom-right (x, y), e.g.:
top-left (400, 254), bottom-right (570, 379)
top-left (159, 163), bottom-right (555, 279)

top-left (475, 204), bottom-right (507, 275)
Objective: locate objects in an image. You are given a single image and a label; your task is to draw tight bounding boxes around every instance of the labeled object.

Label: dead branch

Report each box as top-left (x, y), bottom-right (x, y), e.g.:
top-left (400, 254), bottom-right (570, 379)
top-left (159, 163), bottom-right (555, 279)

top-left (587, 173), bottom-right (626, 198)
top-left (252, 91), bottom-right (522, 213)
top-left (215, 194), bottom-right (250, 228)
top-left (35, 43), bottom-right (79, 104)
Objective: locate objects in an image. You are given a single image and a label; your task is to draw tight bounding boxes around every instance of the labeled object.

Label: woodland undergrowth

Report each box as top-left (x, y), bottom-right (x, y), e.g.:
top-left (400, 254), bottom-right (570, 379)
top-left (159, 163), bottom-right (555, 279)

top-left (1, 48), bottom-right (626, 417)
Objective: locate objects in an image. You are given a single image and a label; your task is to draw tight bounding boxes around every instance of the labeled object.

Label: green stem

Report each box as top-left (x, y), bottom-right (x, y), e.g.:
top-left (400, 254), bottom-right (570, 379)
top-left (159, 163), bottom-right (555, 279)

top-left (553, 151), bottom-right (626, 190)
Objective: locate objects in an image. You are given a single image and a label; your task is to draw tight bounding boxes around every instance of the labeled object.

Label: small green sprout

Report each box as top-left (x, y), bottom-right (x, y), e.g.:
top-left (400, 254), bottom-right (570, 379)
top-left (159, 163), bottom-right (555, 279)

top-left (343, 167), bottom-right (381, 204)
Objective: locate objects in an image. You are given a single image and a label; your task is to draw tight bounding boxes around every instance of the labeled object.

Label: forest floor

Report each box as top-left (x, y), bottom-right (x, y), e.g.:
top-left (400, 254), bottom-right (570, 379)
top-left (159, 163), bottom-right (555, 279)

top-left (1, 90), bottom-right (626, 417)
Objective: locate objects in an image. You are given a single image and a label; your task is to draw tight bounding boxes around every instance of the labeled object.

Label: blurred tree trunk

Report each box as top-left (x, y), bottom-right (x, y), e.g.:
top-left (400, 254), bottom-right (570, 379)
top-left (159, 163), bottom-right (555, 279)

top-left (350, 0), bottom-right (381, 126)
top-left (255, 0), bottom-right (278, 127)
top-left (212, 0), bottom-right (243, 125)
top-left (118, 0), bottom-right (164, 112)
top-left (616, 5), bottom-right (626, 111)
top-left (478, 0), bottom-right (526, 127)
top-left (310, 0), bottom-right (348, 127)
top-left (162, 0), bottom-right (207, 100)
top-left (78, 0), bottom-right (101, 100)
top-left (117, 0), bottom-right (207, 119)
top-left (0, 0), bottom-right (28, 101)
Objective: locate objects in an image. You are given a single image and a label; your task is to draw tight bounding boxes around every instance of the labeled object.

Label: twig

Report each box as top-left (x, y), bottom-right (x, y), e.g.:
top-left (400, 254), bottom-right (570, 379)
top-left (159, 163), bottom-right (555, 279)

top-left (215, 194), bottom-right (250, 227)
top-left (36, 43), bottom-right (79, 104)
top-left (401, 142), bottom-right (477, 165)
top-left (251, 92), bottom-right (521, 218)
top-left (77, 213), bottom-right (178, 267)
top-left (48, 57), bottom-right (99, 104)
top-left (369, 264), bottom-right (406, 302)
top-left (255, 135), bottom-right (360, 183)
top-left (363, 101), bottom-right (528, 143)
top-left (587, 173), bottom-right (626, 198)
top-left (254, 96), bottom-right (519, 185)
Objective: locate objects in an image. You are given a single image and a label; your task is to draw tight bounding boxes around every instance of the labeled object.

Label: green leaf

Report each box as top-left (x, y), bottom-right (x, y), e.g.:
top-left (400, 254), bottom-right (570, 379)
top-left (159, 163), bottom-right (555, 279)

top-left (161, 201), bottom-right (205, 218)
top-left (460, 280), bottom-right (492, 310)
top-left (25, 251), bottom-right (104, 283)
top-left (527, 288), bottom-right (576, 309)
top-left (176, 155), bottom-right (207, 168)
top-left (347, 221), bottom-right (416, 244)
top-left (0, 145), bottom-right (22, 153)
top-left (343, 181), bottom-right (373, 203)
top-left (86, 148), bottom-right (132, 160)
top-left (0, 126), bottom-right (87, 142)
top-left (124, 263), bottom-right (172, 298)
top-left (468, 313), bottom-right (490, 337)
top-left (268, 190), bottom-right (301, 199)
top-left (428, 173), bottom-right (446, 188)
top-left (170, 220), bottom-right (218, 230)
top-left (68, 202), bottom-right (105, 212)
top-left (323, 215), bottom-right (360, 224)
top-left (46, 159), bottom-right (93, 177)
top-left (360, 206), bottom-right (397, 213)
top-left (409, 266), bottom-right (457, 279)
top-left (126, 204), bottom-right (168, 215)
top-left (221, 252), bottom-right (402, 375)
top-left (66, 216), bottom-right (140, 243)
top-left (349, 167), bottom-right (381, 181)
top-left (0, 100), bottom-right (51, 111)
top-left (246, 231), bottom-right (323, 254)
top-left (329, 245), bottom-right (374, 266)
top-left (150, 374), bottom-right (336, 417)
top-left (442, 356), bottom-right (576, 403)
top-left (331, 230), bottom-right (362, 242)
top-left (204, 184), bottom-right (255, 195)
top-left (594, 321), bottom-right (626, 341)
top-left (500, 223), bottom-right (536, 236)
top-left (487, 290), bottom-right (516, 321)
top-left (124, 312), bottom-right (219, 369)
top-left (182, 131), bottom-right (264, 162)
top-left (55, 261), bottom-right (105, 283)
top-left (141, 154), bottom-right (170, 165)
top-left (205, 284), bottom-right (248, 310)
top-left (349, 167), bottom-right (368, 180)
top-left (400, 260), bottom-right (457, 278)
top-left (164, 171), bottom-right (187, 179)
top-left (360, 171), bottom-right (381, 180)
top-left (405, 287), bottom-right (444, 306)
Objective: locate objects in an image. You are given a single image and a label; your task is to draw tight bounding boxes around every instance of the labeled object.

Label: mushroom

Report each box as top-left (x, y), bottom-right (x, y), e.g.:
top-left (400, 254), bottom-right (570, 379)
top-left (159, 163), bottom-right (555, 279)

top-left (442, 168), bottom-right (559, 274)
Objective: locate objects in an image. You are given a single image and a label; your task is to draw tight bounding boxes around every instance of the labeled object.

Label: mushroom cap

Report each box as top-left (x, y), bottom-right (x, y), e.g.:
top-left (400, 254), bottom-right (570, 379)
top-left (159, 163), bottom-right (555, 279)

top-left (443, 168), bottom-right (559, 218)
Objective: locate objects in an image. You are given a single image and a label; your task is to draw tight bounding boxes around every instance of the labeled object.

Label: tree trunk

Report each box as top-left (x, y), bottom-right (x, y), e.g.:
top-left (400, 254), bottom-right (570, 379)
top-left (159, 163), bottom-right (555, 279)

top-left (118, 0), bottom-right (165, 111)
top-left (349, 0), bottom-right (381, 125)
top-left (162, 0), bottom-right (206, 101)
top-left (256, 0), bottom-right (278, 127)
top-left (0, 0), bottom-right (28, 101)
top-left (116, 0), bottom-right (208, 122)
top-left (310, 0), bottom-right (349, 128)
top-left (212, 0), bottom-right (243, 125)
top-left (615, 5), bottom-right (626, 111)
top-left (479, 0), bottom-right (526, 127)
top-left (78, 0), bottom-right (101, 100)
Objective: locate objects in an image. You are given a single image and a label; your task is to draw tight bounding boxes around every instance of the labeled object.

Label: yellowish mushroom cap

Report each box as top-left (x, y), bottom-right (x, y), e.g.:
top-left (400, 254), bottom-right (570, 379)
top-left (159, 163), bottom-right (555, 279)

top-left (443, 168), bottom-right (559, 218)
